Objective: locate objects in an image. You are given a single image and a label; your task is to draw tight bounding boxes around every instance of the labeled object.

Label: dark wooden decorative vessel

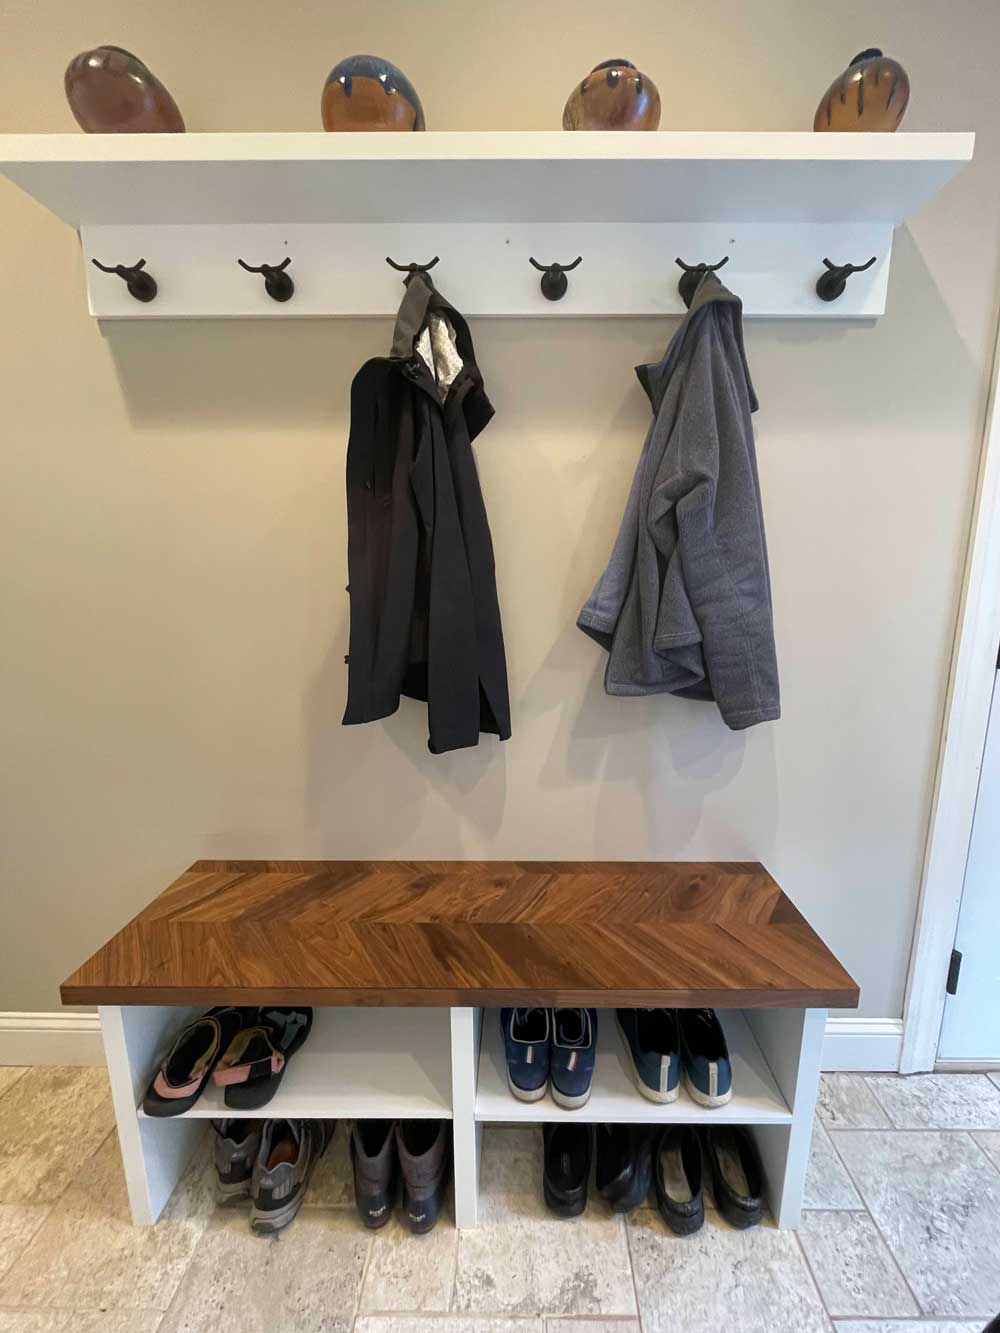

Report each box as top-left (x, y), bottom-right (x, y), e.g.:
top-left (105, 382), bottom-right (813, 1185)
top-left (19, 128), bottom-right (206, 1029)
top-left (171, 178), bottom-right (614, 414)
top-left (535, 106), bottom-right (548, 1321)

top-left (64, 46), bottom-right (185, 134)
top-left (814, 48), bottom-right (910, 133)
top-left (563, 59), bottom-right (661, 132)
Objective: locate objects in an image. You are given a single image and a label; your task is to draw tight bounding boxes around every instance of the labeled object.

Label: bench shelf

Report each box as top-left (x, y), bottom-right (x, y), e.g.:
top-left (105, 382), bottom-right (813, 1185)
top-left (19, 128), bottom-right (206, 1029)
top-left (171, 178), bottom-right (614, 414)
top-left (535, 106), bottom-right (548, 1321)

top-left (63, 860), bottom-right (857, 1230)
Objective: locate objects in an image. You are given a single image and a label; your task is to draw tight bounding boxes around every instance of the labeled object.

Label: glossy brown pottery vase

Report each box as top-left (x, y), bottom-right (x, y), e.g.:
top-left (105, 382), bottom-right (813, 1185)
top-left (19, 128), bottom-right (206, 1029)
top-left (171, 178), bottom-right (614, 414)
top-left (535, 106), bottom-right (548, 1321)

top-left (563, 59), bottom-right (660, 131)
top-left (814, 48), bottom-right (909, 132)
top-left (322, 54), bottom-right (425, 131)
top-left (65, 46), bottom-right (184, 133)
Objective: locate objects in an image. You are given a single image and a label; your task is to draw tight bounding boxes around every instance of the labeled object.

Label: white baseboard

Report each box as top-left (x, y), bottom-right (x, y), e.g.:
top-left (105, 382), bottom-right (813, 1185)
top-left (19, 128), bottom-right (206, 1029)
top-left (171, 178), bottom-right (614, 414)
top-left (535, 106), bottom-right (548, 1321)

top-left (821, 1016), bottom-right (903, 1072)
top-left (0, 1011), bottom-right (105, 1066)
top-left (935, 1057), bottom-right (1000, 1072)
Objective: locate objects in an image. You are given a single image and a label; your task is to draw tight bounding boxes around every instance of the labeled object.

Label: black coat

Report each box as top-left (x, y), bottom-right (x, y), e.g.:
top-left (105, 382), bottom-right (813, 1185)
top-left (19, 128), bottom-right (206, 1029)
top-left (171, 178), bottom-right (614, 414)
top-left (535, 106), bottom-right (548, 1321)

top-left (343, 273), bottom-right (511, 753)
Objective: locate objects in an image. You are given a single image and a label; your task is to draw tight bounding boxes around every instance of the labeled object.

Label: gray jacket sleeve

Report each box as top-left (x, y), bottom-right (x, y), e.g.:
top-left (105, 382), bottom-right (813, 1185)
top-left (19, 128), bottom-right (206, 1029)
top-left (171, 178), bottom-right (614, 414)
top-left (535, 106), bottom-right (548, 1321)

top-left (650, 316), bottom-right (780, 729)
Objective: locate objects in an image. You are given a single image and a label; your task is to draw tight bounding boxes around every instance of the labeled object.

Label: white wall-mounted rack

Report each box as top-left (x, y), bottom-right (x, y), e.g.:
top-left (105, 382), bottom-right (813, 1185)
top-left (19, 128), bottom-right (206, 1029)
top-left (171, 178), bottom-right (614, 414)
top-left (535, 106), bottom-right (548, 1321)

top-left (0, 130), bottom-right (974, 319)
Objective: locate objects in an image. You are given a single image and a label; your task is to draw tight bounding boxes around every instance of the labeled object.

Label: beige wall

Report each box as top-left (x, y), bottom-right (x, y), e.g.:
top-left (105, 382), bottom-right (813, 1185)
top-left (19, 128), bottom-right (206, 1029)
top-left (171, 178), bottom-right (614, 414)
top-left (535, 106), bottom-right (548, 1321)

top-left (1, 1), bottom-right (998, 1017)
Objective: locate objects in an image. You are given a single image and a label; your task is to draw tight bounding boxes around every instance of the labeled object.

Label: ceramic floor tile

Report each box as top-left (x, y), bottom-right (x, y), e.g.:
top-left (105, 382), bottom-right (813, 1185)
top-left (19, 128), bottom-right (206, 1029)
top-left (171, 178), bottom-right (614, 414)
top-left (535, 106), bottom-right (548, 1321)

top-left (358, 1212), bottom-right (457, 1313)
top-left (0, 1131), bottom-right (213, 1313)
top-left (158, 1207), bottom-right (368, 1333)
top-left (0, 1069), bottom-right (28, 1102)
top-left (0, 1068), bottom-right (115, 1205)
top-left (65, 1314), bottom-right (163, 1332)
top-left (545, 1322), bottom-right (642, 1331)
top-left (797, 1210), bottom-right (917, 1318)
top-left (627, 1209), bottom-right (830, 1333)
top-left (972, 1129), bottom-right (1000, 1172)
top-left (832, 1129), bottom-right (1000, 1318)
top-left (815, 1075), bottom-right (891, 1129)
top-left (0, 1315), bottom-right (71, 1333)
top-left (303, 1128), bottom-right (354, 1210)
top-left (864, 1073), bottom-right (1000, 1128)
top-left (355, 1321), bottom-right (543, 1333)
top-left (0, 1204), bottom-right (50, 1281)
top-left (803, 1119), bottom-right (862, 1210)
top-left (453, 1128), bottom-right (635, 1319)
top-left (832, 1323), bottom-right (985, 1332)
top-left (989, 1071), bottom-right (1000, 1091)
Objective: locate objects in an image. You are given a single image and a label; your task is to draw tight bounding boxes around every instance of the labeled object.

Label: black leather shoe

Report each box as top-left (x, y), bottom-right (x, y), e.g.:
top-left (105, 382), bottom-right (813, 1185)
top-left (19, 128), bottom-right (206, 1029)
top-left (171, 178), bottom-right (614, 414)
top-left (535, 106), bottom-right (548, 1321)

top-left (543, 1122), bottom-right (592, 1217)
top-left (654, 1125), bottom-right (704, 1234)
top-left (703, 1125), bottom-right (765, 1229)
top-left (595, 1123), bottom-right (654, 1212)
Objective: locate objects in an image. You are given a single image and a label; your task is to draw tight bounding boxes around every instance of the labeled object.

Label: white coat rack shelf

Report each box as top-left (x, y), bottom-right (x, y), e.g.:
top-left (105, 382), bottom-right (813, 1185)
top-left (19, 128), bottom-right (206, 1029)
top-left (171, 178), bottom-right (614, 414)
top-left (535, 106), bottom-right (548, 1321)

top-left (0, 130), bottom-right (973, 320)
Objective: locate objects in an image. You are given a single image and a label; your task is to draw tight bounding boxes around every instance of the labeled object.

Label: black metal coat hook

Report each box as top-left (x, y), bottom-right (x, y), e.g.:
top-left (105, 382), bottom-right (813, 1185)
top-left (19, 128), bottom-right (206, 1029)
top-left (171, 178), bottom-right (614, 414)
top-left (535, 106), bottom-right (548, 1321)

top-left (238, 256), bottom-right (294, 302)
top-left (91, 258), bottom-right (157, 303)
top-left (675, 256), bottom-right (729, 308)
top-left (816, 255), bottom-right (877, 303)
top-left (529, 256), bottom-right (582, 302)
top-left (386, 255), bottom-right (440, 277)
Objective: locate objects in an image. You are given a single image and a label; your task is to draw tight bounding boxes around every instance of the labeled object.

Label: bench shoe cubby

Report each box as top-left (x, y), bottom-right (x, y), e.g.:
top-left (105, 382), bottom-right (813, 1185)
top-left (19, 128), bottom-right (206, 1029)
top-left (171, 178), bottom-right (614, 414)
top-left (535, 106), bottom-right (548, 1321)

top-left (101, 1000), bottom-right (827, 1228)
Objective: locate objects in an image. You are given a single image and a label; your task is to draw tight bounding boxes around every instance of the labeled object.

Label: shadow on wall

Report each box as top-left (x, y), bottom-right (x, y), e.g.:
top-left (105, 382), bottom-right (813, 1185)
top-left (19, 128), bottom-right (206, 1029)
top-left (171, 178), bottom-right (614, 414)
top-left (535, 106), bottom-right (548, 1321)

top-left (98, 317), bottom-right (393, 430)
top-left (303, 636), bottom-right (511, 850)
top-left (87, 224), bottom-right (975, 878)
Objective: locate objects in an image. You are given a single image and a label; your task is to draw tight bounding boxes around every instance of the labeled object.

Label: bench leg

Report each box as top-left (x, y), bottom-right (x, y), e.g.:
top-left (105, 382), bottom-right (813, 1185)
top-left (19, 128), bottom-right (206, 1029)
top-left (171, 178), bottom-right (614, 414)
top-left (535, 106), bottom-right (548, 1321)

top-left (450, 1006), bottom-right (482, 1229)
top-left (100, 1004), bottom-right (205, 1225)
top-left (745, 1006), bottom-right (826, 1228)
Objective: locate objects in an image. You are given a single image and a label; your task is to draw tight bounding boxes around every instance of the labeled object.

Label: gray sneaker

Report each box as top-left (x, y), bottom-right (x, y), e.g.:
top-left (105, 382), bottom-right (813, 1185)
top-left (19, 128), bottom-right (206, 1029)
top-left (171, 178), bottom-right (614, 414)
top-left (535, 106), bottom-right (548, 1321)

top-left (213, 1118), bottom-right (263, 1203)
top-left (249, 1119), bottom-right (335, 1235)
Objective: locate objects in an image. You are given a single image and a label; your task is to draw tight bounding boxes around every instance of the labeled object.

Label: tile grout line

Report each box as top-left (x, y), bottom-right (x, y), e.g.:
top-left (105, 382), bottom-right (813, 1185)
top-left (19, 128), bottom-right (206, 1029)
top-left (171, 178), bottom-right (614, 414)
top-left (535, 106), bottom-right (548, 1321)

top-left (350, 1221), bottom-right (377, 1332)
top-left (791, 1222), bottom-right (837, 1329)
top-left (622, 1210), bottom-right (646, 1333)
top-left (817, 1123), bottom-right (1000, 1132)
top-left (860, 1073), bottom-right (900, 1127)
top-left (0, 1068), bottom-right (28, 1109)
top-left (967, 1129), bottom-right (1000, 1183)
top-left (824, 1128), bottom-right (926, 1317)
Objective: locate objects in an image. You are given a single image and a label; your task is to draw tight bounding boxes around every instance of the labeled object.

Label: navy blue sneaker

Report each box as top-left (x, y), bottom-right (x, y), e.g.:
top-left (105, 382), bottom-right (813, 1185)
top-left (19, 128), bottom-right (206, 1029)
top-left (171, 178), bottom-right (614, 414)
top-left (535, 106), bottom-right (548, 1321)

top-left (678, 1009), bottom-right (733, 1107)
top-left (616, 1008), bottom-right (681, 1104)
top-left (550, 1008), bottom-right (598, 1109)
top-left (500, 1008), bottom-right (550, 1102)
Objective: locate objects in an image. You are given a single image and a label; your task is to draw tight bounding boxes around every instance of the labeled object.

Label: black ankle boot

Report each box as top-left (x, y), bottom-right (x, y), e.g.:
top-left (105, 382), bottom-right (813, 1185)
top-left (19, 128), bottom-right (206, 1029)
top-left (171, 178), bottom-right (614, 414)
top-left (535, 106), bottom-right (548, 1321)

top-left (350, 1119), bottom-right (397, 1229)
top-left (396, 1120), bottom-right (450, 1234)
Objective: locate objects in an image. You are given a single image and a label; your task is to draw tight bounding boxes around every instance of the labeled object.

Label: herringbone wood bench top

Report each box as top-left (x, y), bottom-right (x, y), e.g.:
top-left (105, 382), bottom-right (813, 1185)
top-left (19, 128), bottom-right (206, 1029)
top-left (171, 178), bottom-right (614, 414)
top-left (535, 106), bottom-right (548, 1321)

top-left (61, 860), bottom-right (859, 1008)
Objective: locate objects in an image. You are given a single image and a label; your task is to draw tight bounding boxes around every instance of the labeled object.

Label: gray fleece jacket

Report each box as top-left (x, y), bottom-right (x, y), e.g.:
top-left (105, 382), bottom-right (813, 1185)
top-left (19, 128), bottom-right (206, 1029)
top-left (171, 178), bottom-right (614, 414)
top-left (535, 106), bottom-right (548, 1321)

top-left (577, 272), bottom-right (780, 730)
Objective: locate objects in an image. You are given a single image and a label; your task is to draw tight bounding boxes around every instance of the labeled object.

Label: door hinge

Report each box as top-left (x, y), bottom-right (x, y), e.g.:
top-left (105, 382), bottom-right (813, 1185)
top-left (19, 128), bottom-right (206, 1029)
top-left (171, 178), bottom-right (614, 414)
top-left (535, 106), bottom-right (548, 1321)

top-left (946, 948), bottom-right (963, 996)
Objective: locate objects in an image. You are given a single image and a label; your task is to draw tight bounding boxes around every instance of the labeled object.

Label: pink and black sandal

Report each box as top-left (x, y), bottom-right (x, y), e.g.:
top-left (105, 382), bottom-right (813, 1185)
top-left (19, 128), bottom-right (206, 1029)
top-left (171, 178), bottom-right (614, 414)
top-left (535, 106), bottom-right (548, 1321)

top-left (142, 1006), bottom-right (251, 1117)
top-left (213, 1007), bottom-right (313, 1110)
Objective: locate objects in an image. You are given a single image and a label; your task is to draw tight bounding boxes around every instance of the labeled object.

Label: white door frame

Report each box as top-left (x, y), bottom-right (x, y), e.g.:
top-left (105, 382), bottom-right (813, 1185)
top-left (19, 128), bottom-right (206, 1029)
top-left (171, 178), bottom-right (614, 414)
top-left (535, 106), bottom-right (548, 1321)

top-left (901, 309), bottom-right (1000, 1073)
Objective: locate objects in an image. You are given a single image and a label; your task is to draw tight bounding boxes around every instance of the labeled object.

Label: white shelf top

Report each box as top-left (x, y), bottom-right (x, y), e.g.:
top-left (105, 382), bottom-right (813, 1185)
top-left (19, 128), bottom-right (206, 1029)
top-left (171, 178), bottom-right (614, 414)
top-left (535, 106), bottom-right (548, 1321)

top-left (0, 130), bottom-right (974, 227)
top-left (137, 1007), bottom-right (453, 1121)
top-left (476, 1009), bottom-right (792, 1125)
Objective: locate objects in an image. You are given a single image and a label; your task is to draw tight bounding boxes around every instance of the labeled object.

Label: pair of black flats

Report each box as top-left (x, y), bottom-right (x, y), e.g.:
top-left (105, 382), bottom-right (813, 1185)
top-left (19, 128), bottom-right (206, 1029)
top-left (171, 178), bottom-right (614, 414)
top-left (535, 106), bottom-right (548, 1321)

top-left (544, 1121), bottom-right (765, 1233)
top-left (350, 1119), bottom-right (451, 1234)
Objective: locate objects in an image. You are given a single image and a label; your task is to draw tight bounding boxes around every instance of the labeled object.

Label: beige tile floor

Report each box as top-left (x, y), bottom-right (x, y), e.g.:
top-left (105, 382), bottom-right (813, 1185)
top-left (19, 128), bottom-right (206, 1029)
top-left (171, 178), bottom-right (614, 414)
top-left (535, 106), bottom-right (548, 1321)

top-left (0, 1067), bottom-right (998, 1331)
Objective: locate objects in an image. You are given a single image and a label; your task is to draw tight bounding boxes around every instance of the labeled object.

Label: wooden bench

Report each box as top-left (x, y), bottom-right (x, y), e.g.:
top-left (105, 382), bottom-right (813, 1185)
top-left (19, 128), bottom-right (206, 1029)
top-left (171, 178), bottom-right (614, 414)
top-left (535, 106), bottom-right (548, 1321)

top-left (62, 859), bottom-right (858, 1228)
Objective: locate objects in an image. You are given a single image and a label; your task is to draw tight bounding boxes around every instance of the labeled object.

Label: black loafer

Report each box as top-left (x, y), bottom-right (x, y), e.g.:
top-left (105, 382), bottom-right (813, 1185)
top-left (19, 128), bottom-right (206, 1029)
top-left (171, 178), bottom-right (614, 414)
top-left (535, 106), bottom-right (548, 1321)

top-left (595, 1123), bottom-right (654, 1212)
top-left (654, 1125), bottom-right (704, 1234)
top-left (703, 1125), bottom-right (765, 1229)
top-left (543, 1123), bottom-right (592, 1218)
